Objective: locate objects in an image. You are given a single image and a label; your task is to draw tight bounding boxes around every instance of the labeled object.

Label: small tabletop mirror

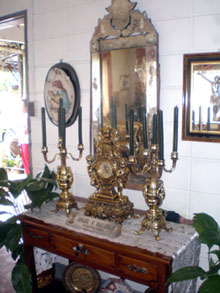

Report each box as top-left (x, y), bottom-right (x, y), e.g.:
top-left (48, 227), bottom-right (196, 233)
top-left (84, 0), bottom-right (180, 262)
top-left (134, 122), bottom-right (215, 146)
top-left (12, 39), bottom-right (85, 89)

top-left (182, 52), bottom-right (220, 142)
top-left (90, 0), bottom-right (160, 189)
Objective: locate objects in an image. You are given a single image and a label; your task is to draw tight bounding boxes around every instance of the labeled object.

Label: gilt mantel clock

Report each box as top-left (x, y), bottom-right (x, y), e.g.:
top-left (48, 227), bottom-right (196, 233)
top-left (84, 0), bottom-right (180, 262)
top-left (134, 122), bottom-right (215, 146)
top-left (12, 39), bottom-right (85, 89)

top-left (85, 126), bottom-right (134, 223)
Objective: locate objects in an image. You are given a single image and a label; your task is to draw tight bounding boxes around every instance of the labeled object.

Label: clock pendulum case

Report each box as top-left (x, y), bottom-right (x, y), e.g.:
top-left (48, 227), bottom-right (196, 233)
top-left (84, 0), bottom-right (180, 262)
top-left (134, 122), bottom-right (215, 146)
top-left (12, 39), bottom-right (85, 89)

top-left (85, 126), bottom-right (134, 223)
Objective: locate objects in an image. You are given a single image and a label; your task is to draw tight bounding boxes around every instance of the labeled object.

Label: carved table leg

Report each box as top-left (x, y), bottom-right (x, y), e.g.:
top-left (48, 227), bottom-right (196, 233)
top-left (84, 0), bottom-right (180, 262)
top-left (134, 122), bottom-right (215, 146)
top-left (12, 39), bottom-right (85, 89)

top-left (23, 243), bottom-right (38, 293)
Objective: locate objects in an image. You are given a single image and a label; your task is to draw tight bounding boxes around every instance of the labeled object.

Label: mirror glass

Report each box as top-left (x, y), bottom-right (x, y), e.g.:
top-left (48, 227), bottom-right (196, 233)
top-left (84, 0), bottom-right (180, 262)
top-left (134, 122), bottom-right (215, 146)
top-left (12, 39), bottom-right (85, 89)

top-left (90, 0), bottom-right (159, 189)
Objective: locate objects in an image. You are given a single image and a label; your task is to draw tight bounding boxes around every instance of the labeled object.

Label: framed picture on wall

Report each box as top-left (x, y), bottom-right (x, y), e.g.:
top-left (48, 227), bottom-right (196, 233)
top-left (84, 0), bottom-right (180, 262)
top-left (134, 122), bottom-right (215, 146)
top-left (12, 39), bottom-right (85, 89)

top-left (44, 62), bottom-right (80, 127)
top-left (182, 52), bottom-right (220, 142)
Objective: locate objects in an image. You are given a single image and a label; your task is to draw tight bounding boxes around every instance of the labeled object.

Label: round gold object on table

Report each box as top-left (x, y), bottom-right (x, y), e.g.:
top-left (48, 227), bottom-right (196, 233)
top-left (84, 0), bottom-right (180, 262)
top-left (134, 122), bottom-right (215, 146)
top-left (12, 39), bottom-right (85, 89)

top-left (63, 263), bottom-right (101, 293)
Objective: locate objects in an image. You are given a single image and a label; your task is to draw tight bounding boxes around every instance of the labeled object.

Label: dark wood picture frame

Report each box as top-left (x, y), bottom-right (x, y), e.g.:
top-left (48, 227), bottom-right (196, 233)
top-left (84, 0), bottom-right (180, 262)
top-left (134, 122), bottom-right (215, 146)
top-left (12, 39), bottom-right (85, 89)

top-left (182, 52), bottom-right (220, 142)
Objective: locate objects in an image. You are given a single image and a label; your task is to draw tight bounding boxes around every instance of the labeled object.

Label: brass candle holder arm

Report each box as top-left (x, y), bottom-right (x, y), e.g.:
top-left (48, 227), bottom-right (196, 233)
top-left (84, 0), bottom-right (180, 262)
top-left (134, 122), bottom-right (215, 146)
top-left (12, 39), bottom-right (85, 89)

top-left (68, 144), bottom-right (84, 161)
top-left (128, 150), bottom-right (151, 176)
top-left (41, 146), bottom-right (60, 164)
top-left (163, 152), bottom-right (179, 173)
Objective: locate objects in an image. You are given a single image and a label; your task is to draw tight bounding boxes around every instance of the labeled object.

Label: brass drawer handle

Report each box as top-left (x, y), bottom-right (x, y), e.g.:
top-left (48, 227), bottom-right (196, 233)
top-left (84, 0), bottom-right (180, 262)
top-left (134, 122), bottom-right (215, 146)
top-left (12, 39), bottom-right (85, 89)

top-left (127, 264), bottom-right (148, 274)
top-left (73, 243), bottom-right (89, 257)
top-left (28, 231), bottom-right (44, 239)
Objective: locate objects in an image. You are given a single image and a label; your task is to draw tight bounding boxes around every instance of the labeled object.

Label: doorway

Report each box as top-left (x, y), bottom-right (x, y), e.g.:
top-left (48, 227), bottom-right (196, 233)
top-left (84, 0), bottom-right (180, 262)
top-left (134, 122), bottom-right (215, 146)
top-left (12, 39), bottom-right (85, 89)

top-left (0, 11), bottom-right (30, 180)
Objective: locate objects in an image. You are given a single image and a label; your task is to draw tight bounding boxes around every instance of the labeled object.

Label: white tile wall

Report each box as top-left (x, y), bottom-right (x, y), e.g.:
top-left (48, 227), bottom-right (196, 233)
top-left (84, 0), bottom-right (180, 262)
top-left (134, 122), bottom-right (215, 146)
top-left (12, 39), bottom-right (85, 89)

top-left (34, 0), bottom-right (70, 15)
top-left (163, 188), bottom-right (190, 218)
top-left (193, 0), bottom-right (220, 15)
top-left (34, 9), bottom-right (71, 40)
top-left (189, 192), bottom-right (220, 224)
top-left (194, 14), bottom-right (220, 51)
top-left (0, 0), bottom-right (29, 16)
top-left (156, 18), bottom-right (192, 54)
top-left (1, 0), bottom-right (220, 291)
top-left (34, 36), bottom-right (71, 67)
top-left (72, 31), bottom-right (93, 61)
top-left (136, 0), bottom-right (191, 20)
top-left (191, 158), bottom-right (220, 195)
top-left (159, 54), bottom-right (183, 88)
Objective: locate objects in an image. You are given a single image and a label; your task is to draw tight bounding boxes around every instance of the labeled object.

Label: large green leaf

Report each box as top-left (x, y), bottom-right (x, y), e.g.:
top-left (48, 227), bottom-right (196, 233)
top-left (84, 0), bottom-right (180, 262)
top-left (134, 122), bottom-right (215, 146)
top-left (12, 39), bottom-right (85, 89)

top-left (193, 213), bottom-right (220, 249)
top-left (0, 217), bottom-right (17, 247)
top-left (12, 261), bottom-right (32, 293)
top-left (0, 167), bottom-right (8, 180)
top-left (0, 197), bottom-right (14, 206)
top-left (205, 264), bottom-right (220, 278)
top-left (193, 213), bottom-right (220, 236)
top-left (199, 275), bottom-right (220, 293)
top-left (11, 244), bottom-right (24, 261)
top-left (8, 176), bottom-right (32, 198)
top-left (168, 266), bottom-right (206, 283)
top-left (199, 230), bottom-right (220, 248)
top-left (25, 191), bottom-right (58, 210)
top-left (4, 221), bottom-right (22, 252)
top-left (0, 187), bottom-right (9, 198)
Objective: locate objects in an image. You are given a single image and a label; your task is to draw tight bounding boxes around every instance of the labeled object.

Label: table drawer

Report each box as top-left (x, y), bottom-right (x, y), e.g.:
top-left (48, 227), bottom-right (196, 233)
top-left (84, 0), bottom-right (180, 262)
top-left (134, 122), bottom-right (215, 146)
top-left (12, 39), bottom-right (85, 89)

top-left (118, 255), bottom-right (157, 281)
top-left (52, 234), bottom-right (115, 268)
top-left (23, 226), bottom-right (49, 247)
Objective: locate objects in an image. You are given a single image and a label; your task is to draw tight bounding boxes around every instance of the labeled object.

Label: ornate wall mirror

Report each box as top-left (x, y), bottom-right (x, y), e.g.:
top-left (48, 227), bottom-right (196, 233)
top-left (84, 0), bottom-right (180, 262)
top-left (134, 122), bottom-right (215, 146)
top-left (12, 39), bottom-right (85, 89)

top-left (182, 52), bottom-right (220, 142)
top-left (90, 0), bottom-right (159, 189)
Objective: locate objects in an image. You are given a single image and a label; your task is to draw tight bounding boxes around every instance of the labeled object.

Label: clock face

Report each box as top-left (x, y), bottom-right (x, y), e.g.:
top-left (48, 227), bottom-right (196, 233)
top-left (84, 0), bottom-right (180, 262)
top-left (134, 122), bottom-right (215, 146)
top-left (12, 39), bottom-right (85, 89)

top-left (97, 159), bottom-right (114, 179)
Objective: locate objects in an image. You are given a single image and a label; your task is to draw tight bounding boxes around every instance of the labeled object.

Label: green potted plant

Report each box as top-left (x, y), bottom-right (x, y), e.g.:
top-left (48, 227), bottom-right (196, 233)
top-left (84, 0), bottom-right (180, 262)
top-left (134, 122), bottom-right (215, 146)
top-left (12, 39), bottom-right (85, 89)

top-left (0, 165), bottom-right (59, 293)
top-left (168, 213), bottom-right (220, 292)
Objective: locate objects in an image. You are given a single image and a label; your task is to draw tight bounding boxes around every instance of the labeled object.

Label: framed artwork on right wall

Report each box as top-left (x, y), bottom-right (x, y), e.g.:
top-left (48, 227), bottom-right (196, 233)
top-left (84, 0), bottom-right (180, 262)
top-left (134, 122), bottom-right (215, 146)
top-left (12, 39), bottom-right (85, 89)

top-left (182, 52), bottom-right (220, 142)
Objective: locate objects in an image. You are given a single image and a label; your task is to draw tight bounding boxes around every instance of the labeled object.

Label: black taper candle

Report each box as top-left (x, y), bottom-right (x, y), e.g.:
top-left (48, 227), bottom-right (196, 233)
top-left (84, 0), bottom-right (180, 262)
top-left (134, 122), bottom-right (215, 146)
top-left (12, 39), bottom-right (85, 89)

top-left (192, 110), bottom-right (195, 130)
top-left (78, 106), bottom-right (82, 144)
top-left (61, 107), bottom-right (66, 149)
top-left (199, 106), bottom-right (202, 131)
top-left (125, 104), bottom-right (129, 134)
top-left (58, 98), bottom-right (63, 138)
top-left (41, 107), bottom-right (47, 147)
top-left (110, 96), bottom-right (114, 127)
top-left (142, 106), bottom-right (148, 149)
top-left (207, 107), bottom-right (210, 131)
top-left (173, 106), bottom-right (179, 152)
top-left (158, 110), bottom-right (164, 160)
top-left (114, 102), bottom-right (117, 129)
top-left (129, 109), bottom-right (134, 156)
top-left (152, 113), bottom-right (158, 145)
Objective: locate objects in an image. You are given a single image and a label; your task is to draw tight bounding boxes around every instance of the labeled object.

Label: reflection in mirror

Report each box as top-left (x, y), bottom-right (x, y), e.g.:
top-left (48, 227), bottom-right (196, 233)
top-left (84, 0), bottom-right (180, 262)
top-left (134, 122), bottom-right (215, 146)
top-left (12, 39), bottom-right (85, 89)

top-left (101, 47), bottom-right (157, 127)
top-left (0, 11), bottom-right (31, 177)
top-left (90, 0), bottom-right (159, 189)
top-left (183, 52), bottom-right (220, 142)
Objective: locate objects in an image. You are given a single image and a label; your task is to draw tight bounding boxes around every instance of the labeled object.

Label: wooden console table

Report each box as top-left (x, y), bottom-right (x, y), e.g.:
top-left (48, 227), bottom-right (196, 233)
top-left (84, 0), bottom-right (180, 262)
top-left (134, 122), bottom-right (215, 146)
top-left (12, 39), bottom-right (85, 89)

top-left (20, 201), bottom-right (200, 293)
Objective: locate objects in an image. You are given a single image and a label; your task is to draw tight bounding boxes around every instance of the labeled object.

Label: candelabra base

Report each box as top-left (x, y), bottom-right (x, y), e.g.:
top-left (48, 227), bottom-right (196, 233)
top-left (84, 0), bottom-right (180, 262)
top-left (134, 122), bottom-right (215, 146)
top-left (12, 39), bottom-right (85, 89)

top-left (135, 208), bottom-right (172, 241)
top-left (84, 195), bottom-right (134, 223)
top-left (52, 193), bottom-right (78, 216)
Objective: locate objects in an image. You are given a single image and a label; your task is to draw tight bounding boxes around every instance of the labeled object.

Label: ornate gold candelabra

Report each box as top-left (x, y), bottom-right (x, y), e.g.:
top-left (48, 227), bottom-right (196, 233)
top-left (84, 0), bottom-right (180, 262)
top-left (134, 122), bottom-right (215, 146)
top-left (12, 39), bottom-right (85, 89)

top-left (41, 102), bottom-right (84, 216)
top-left (129, 107), bottom-right (179, 240)
top-left (85, 126), bottom-right (134, 223)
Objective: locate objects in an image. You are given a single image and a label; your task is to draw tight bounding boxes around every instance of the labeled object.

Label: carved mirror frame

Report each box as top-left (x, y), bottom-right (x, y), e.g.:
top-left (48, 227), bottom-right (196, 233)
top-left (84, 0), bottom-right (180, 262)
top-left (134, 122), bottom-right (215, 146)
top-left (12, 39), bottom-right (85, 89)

top-left (90, 0), bottom-right (160, 189)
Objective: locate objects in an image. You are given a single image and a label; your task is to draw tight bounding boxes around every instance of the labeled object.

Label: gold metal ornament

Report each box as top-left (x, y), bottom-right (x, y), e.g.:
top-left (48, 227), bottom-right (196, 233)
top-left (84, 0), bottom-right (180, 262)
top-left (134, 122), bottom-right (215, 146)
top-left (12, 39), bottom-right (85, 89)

top-left (85, 126), bottom-right (134, 223)
top-left (130, 145), bottom-right (178, 241)
top-left (63, 263), bottom-right (101, 293)
top-left (42, 141), bottom-right (84, 216)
